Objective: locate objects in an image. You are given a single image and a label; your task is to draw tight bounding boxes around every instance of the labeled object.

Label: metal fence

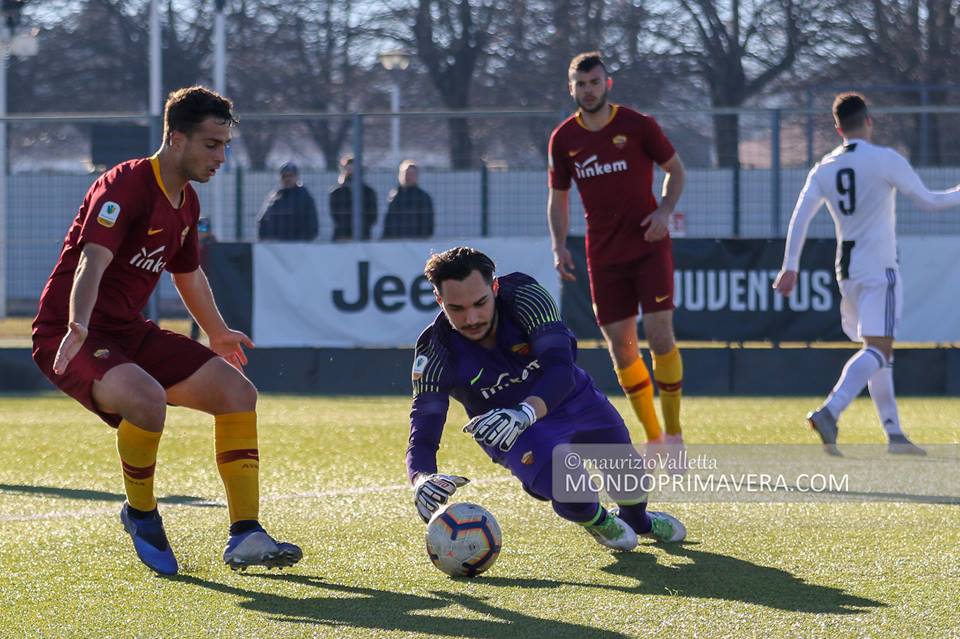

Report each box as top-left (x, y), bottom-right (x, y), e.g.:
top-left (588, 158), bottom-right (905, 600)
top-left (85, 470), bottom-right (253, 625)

top-left (5, 106), bottom-right (960, 317)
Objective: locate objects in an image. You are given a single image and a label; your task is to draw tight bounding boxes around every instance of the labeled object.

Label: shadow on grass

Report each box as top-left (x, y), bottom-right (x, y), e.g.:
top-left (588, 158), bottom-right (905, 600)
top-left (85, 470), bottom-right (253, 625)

top-left (172, 573), bottom-right (629, 639)
top-left (0, 483), bottom-right (222, 508)
top-left (482, 541), bottom-right (884, 614)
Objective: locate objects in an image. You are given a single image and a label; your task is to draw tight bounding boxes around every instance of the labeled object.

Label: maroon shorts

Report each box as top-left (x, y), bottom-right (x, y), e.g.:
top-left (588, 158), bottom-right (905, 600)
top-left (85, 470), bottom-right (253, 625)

top-left (32, 320), bottom-right (218, 427)
top-left (588, 247), bottom-right (675, 326)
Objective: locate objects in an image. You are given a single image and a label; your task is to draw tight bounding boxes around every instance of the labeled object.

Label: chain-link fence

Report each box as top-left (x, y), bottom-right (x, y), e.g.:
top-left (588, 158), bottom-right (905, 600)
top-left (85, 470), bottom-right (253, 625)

top-left (5, 106), bottom-right (960, 316)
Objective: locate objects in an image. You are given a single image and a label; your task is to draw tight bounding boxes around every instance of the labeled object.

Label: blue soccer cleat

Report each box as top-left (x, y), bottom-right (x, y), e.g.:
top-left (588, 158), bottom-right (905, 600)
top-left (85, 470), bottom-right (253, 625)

top-left (223, 525), bottom-right (303, 571)
top-left (120, 502), bottom-right (178, 575)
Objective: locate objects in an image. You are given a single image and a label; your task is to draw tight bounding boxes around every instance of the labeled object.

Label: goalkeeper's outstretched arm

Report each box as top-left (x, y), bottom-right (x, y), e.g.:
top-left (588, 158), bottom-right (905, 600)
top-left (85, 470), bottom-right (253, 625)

top-left (406, 393), bottom-right (449, 484)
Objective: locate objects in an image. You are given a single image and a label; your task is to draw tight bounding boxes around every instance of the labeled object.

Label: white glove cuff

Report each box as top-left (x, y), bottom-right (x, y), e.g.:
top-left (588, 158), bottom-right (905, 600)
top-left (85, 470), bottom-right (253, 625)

top-left (518, 402), bottom-right (537, 425)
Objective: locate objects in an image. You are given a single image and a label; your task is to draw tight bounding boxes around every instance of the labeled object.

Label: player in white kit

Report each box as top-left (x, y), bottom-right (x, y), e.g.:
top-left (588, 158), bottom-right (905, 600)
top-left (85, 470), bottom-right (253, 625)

top-left (774, 93), bottom-right (960, 456)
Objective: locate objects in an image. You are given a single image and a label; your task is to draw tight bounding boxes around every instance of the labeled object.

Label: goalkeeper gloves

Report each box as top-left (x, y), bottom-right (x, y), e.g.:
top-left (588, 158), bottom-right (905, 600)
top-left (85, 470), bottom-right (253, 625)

top-left (463, 402), bottom-right (537, 452)
top-left (413, 473), bottom-right (470, 523)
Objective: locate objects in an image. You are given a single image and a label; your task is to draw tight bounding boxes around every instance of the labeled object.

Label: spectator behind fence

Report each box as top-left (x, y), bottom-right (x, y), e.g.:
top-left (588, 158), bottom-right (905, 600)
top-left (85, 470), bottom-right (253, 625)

top-left (257, 162), bottom-right (319, 241)
top-left (382, 159), bottom-right (435, 239)
top-left (329, 155), bottom-right (378, 241)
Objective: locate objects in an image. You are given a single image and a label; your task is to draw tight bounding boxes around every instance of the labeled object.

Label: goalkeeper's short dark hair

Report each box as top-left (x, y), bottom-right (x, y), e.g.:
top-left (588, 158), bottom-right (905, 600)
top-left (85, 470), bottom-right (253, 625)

top-left (424, 247), bottom-right (496, 289)
top-left (568, 51), bottom-right (607, 79)
top-left (163, 86), bottom-right (237, 143)
top-left (833, 92), bottom-right (869, 132)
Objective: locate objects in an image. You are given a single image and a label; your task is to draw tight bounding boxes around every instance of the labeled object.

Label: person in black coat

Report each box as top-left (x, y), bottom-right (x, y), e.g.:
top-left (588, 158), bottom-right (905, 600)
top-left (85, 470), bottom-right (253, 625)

top-left (329, 155), bottom-right (378, 241)
top-left (382, 160), bottom-right (435, 239)
top-left (257, 162), bottom-right (319, 241)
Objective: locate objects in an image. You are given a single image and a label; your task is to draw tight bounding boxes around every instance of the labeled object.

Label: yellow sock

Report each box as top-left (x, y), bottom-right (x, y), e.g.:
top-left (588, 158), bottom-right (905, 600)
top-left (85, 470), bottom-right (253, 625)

top-left (117, 419), bottom-right (162, 512)
top-left (215, 411), bottom-right (260, 524)
top-left (653, 346), bottom-right (683, 436)
top-left (615, 358), bottom-right (662, 441)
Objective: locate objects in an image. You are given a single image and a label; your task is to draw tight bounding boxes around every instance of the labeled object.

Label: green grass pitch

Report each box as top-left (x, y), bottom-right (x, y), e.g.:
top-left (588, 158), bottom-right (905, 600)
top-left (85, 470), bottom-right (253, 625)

top-left (1, 394), bottom-right (958, 638)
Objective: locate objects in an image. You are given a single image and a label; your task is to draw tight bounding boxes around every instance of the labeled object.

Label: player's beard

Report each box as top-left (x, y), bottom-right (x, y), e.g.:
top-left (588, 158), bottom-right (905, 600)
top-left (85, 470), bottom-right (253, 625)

top-left (578, 89), bottom-right (608, 114)
top-left (460, 307), bottom-right (498, 343)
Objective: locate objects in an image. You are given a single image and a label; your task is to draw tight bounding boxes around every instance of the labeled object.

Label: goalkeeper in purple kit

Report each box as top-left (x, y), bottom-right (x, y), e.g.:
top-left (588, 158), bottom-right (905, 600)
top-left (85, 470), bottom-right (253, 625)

top-left (406, 247), bottom-right (686, 551)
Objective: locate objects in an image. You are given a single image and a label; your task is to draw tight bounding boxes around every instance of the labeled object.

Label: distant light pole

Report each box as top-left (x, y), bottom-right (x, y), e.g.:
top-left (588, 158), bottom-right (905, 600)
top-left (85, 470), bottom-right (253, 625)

top-left (146, 0), bottom-right (161, 322)
top-left (378, 50), bottom-right (410, 167)
top-left (212, 0), bottom-right (227, 238)
top-left (0, 1), bottom-right (37, 319)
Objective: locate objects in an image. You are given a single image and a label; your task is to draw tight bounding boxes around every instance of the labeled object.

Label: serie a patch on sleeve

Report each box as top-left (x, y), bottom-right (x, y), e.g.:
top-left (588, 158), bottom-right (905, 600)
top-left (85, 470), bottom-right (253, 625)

top-left (412, 355), bottom-right (429, 381)
top-left (97, 201), bottom-right (121, 228)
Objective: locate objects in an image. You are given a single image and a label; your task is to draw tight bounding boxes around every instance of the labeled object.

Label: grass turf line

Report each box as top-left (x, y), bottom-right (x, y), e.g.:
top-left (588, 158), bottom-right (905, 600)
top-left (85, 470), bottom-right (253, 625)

top-left (0, 394), bottom-right (958, 638)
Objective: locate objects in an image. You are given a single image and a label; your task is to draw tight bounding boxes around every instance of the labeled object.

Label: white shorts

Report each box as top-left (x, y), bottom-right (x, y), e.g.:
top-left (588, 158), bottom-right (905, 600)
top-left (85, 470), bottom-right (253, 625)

top-left (838, 268), bottom-right (901, 341)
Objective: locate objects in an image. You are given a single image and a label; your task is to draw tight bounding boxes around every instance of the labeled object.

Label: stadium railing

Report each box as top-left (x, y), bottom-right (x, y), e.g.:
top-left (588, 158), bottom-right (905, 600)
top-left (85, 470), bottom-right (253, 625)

top-left (5, 105), bottom-right (960, 317)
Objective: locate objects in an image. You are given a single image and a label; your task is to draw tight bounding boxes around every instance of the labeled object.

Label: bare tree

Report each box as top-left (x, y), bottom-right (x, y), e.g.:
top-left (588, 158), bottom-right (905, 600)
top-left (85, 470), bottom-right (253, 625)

top-left (276, 0), bottom-right (358, 169)
top-left (409, 0), bottom-right (499, 168)
top-left (13, 0), bottom-right (154, 112)
top-left (830, 0), bottom-right (960, 164)
top-left (480, 0), bottom-right (682, 164)
top-left (654, 0), bottom-right (818, 167)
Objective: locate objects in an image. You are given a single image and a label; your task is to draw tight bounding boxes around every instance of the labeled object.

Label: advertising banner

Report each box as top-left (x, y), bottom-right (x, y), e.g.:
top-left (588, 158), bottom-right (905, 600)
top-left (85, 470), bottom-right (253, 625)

top-left (253, 239), bottom-right (558, 347)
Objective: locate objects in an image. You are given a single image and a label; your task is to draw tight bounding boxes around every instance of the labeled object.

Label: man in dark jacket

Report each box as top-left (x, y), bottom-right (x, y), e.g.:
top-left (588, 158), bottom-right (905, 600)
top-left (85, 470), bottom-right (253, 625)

top-left (329, 155), bottom-right (378, 241)
top-left (382, 160), bottom-right (435, 239)
top-left (257, 162), bottom-right (319, 241)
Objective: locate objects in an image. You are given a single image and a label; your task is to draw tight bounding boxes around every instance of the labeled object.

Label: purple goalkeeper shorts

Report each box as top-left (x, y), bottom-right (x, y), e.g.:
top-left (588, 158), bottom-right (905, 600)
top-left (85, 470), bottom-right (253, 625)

top-left (499, 396), bottom-right (634, 491)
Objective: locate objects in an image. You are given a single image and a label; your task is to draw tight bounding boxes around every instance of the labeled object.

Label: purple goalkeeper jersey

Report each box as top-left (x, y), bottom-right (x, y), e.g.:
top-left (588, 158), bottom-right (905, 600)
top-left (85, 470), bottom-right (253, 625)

top-left (406, 272), bottom-right (618, 483)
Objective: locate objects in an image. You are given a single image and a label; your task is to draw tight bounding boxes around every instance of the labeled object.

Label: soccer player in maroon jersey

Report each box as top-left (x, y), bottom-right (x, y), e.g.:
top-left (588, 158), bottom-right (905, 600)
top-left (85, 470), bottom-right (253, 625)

top-left (547, 52), bottom-right (686, 449)
top-left (31, 87), bottom-right (301, 575)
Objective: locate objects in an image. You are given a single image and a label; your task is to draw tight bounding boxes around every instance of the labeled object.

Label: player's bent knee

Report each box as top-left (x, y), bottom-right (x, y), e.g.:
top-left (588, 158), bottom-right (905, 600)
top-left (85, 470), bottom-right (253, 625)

top-left (231, 375), bottom-right (258, 411)
top-left (118, 385), bottom-right (167, 432)
top-left (643, 328), bottom-right (675, 355)
top-left (214, 360), bottom-right (258, 411)
top-left (612, 350), bottom-right (638, 370)
top-left (95, 367), bottom-right (167, 431)
top-left (862, 337), bottom-right (893, 362)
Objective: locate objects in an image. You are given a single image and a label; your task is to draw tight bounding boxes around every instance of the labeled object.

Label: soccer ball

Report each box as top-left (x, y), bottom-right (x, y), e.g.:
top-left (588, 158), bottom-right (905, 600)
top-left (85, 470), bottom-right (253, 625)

top-left (425, 502), bottom-right (502, 577)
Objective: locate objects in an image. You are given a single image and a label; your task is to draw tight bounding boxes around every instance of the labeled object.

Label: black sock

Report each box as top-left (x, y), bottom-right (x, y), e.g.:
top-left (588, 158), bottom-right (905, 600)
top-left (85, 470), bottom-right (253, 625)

top-left (127, 505), bottom-right (158, 520)
top-left (230, 519), bottom-right (261, 536)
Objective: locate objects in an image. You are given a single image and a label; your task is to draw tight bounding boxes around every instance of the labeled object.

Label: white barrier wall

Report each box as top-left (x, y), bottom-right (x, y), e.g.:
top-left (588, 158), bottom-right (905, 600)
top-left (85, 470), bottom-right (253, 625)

top-left (898, 236), bottom-right (960, 343)
top-left (252, 238), bottom-right (558, 348)
top-left (250, 237), bottom-right (960, 345)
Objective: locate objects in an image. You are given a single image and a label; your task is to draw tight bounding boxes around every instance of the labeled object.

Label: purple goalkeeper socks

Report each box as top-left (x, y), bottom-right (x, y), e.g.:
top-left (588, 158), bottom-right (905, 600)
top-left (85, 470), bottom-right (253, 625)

top-left (616, 503), bottom-right (652, 534)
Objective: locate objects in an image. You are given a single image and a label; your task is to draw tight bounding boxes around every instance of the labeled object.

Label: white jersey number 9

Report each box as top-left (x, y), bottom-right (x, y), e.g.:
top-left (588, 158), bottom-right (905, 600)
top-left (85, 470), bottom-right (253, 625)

top-left (836, 168), bottom-right (856, 215)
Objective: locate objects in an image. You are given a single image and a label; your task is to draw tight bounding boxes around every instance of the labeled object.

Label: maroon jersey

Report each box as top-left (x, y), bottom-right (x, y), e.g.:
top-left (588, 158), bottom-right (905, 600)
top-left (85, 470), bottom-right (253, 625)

top-left (548, 104), bottom-right (675, 266)
top-left (33, 157), bottom-right (201, 335)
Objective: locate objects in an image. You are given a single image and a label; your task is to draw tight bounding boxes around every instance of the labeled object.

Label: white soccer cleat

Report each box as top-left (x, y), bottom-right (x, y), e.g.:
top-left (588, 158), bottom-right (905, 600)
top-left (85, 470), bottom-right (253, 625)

top-left (644, 511), bottom-right (687, 543)
top-left (223, 527), bottom-right (302, 571)
top-left (585, 512), bottom-right (638, 551)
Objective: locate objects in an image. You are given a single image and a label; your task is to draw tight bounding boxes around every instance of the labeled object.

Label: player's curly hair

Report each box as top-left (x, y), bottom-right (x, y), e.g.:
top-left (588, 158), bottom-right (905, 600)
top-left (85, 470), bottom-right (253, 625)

top-left (833, 92), bottom-right (869, 132)
top-left (424, 247), bottom-right (496, 288)
top-left (163, 86), bottom-right (238, 143)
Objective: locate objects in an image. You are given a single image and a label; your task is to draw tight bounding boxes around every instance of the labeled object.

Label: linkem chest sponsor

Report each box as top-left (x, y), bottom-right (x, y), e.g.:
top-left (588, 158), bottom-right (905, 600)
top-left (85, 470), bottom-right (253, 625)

top-left (574, 154), bottom-right (628, 180)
